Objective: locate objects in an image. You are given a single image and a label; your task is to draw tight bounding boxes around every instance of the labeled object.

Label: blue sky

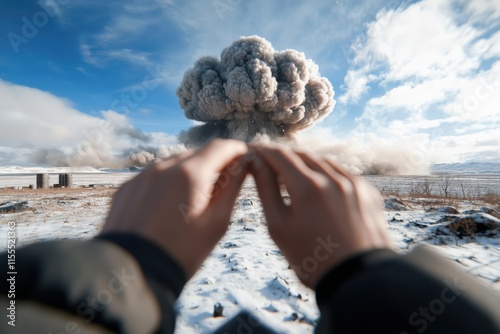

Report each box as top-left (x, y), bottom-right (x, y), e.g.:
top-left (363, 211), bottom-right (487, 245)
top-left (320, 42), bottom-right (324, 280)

top-left (0, 0), bottom-right (499, 168)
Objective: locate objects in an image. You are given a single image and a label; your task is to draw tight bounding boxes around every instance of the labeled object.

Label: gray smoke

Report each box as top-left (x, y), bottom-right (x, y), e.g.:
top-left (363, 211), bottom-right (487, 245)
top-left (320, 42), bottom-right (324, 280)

top-left (177, 36), bottom-right (335, 146)
top-left (28, 114), bottom-right (185, 168)
top-left (126, 143), bottom-right (186, 167)
top-left (129, 151), bottom-right (156, 166)
top-left (115, 125), bottom-right (152, 142)
top-left (30, 148), bottom-right (69, 167)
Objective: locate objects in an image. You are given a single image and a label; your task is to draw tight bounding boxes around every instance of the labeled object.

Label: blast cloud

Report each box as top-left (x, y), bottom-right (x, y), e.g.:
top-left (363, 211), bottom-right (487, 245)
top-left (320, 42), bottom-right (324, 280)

top-left (177, 36), bottom-right (335, 146)
top-left (175, 36), bottom-right (429, 175)
top-left (4, 37), bottom-right (429, 175)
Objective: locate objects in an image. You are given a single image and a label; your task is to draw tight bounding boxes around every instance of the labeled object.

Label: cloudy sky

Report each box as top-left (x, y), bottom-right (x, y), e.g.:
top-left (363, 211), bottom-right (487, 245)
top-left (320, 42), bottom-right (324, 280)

top-left (0, 0), bottom-right (499, 167)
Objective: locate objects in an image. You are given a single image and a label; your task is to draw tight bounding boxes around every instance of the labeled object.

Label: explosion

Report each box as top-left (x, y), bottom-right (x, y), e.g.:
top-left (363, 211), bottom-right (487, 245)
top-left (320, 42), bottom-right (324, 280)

top-left (177, 36), bottom-right (335, 146)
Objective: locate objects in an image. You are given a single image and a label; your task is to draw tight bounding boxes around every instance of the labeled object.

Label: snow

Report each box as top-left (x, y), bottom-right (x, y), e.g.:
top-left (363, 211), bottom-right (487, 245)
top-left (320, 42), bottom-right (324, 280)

top-left (0, 174), bottom-right (499, 333)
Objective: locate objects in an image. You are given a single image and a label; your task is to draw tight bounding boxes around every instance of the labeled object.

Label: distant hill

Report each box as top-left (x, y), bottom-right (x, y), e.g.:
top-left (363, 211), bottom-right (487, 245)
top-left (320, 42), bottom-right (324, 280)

top-left (431, 162), bottom-right (500, 174)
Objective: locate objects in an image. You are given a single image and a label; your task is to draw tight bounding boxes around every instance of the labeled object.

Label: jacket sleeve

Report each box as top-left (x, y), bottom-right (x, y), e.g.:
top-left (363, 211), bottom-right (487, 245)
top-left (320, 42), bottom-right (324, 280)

top-left (314, 245), bottom-right (500, 334)
top-left (0, 233), bottom-right (186, 334)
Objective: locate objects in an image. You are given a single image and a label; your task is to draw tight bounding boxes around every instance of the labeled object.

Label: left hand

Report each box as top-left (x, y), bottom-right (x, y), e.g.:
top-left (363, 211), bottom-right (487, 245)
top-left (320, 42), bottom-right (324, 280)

top-left (101, 139), bottom-right (249, 278)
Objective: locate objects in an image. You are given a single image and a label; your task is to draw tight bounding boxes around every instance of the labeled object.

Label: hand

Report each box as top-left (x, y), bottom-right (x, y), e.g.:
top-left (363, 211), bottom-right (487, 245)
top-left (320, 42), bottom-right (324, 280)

top-left (250, 145), bottom-right (393, 288)
top-left (102, 139), bottom-right (249, 278)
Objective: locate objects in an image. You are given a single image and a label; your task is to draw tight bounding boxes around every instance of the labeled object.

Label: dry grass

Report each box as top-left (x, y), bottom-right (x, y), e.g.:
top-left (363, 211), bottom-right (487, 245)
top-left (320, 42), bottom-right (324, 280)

top-left (446, 216), bottom-right (497, 237)
top-left (481, 193), bottom-right (500, 207)
top-left (380, 189), bottom-right (500, 210)
top-left (0, 187), bottom-right (116, 198)
top-left (446, 218), bottom-right (478, 237)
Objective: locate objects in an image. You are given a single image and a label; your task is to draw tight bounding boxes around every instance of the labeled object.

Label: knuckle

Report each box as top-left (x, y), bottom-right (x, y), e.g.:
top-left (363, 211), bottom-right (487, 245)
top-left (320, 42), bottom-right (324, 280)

top-left (334, 177), bottom-right (354, 195)
top-left (299, 174), bottom-right (330, 197)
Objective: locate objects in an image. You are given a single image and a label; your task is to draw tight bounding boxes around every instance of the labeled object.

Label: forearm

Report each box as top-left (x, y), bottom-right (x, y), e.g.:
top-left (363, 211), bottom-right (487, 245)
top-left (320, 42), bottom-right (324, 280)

top-left (314, 245), bottom-right (500, 334)
top-left (0, 234), bottom-right (186, 334)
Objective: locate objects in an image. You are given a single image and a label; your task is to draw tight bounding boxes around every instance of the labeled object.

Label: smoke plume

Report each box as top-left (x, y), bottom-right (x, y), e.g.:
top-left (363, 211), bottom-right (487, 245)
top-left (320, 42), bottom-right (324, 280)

top-left (126, 144), bottom-right (187, 167)
top-left (177, 36), bottom-right (335, 146)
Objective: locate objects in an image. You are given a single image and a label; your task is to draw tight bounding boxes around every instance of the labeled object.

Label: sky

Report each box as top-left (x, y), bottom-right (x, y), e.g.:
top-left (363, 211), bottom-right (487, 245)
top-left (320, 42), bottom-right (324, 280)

top-left (0, 0), bottom-right (499, 167)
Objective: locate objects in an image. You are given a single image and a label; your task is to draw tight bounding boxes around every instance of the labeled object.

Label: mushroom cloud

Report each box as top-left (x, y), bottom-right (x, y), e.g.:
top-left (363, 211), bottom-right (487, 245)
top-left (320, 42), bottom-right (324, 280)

top-left (177, 36), bottom-right (335, 146)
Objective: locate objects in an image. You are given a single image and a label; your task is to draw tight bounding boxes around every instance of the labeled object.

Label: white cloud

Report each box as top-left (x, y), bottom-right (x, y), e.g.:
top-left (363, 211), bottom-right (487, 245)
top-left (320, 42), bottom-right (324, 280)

top-left (0, 80), bottom-right (178, 166)
top-left (74, 0), bottom-right (394, 84)
top-left (0, 79), bottom-right (99, 148)
top-left (368, 78), bottom-right (454, 111)
top-left (430, 129), bottom-right (500, 163)
top-left (340, 0), bottom-right (500, 162)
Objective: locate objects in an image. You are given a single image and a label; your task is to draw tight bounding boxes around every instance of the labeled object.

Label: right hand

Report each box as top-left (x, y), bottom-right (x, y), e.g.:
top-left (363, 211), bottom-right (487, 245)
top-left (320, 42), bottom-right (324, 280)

top-left (250, 145), bottom-right (394, 288)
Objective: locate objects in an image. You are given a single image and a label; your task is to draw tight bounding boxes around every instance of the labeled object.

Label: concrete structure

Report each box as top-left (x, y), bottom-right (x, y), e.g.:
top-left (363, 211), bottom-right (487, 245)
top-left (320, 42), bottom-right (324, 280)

top-left (36, 174), bottom-right (49, 189)
top-left (58, 174), bottom-right (73, 188)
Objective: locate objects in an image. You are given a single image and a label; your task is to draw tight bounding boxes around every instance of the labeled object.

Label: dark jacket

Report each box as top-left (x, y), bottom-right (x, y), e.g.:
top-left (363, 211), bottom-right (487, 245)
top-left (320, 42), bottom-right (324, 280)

top-left (1, 234), bottom-right (499, 333)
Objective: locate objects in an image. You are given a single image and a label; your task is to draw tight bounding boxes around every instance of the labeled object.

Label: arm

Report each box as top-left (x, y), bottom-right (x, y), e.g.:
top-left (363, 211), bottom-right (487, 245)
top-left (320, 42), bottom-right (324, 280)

top-left (250, 145), bottom-right (500, 334)
top-left (314, 245), bottom-right (500, 333)
top-left (0, 139), bottom-right (248, 333)
top-left (1, 235), bottom-right (182, 333)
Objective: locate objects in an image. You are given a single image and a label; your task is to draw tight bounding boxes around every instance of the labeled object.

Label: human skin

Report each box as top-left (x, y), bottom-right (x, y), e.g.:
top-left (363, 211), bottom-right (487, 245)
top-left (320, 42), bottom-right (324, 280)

top-left (102, 139), bottom-right (393, 288)
top-left (101, 139), bottom-right (249, 279)
top-left (250, 144), bottom-right (394, 288)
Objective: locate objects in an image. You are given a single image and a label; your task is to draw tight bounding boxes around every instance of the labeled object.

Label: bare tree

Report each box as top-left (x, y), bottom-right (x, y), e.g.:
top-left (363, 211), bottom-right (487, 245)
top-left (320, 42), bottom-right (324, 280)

top-left (420, 177), bottom-right (434, 196)
top-left (456, 178), bottom-right (468, 199)
top-left (410, 178), bottom-right (434, 197)
top-left (438, 174), bottom-right (453, 198)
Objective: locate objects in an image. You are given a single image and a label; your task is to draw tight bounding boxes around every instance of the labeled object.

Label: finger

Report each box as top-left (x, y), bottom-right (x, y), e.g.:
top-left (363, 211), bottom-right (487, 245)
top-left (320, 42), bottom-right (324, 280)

top-left (323, 156), bottom-right (355, 179)
top-left (295, 151), bottom-right (340, 178)
top-left (185, 139), bottom-right (248, 177)
top-left (205, 156), bottom-right (250, 225)
top-left (250, 152), bottom-right (289, 227)
top-left (252, 145), bottom-right (314, 197)
top-left (295, 150), bottom-right (357, 193)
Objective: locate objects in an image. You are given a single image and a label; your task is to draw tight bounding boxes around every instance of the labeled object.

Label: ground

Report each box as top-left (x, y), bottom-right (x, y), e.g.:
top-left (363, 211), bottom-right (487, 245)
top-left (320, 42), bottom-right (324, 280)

top-left (0, 173), bottom-right (499, 333)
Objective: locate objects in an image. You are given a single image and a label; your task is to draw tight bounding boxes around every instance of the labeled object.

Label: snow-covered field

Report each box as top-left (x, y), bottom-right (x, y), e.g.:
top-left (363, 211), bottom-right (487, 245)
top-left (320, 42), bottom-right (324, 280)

top-left (0, 172), bottom-right (499, 333)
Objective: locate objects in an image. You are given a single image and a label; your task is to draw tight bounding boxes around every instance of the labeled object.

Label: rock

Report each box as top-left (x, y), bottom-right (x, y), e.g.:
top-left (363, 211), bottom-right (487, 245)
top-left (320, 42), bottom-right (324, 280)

top-left (468, 213), bottom-right (500, 231)
top-left (439, 206), bottom-right (460, 214)
top-left (411, 222), bottom-right (428, 229)
top-left (437, 215), bottom-right (456, 224)
top-left (384, 197), bottom-right (407, 211)
top-left (213, 303), bottom-right (224, 318)
top-left (201, 277), bottom-right (214, 285)
top-left (239, 199), bottom-right (253, 206)
top-left (263, 304), bottom-right (278, 313)
top-left (222, 242), bottom-right (239, 248)
top-left (0, 201), bottom-right (28, 213)
top-left (481, 207), bottom-right (500, 219)
top-left (445, 213), bottom-right (499, 237)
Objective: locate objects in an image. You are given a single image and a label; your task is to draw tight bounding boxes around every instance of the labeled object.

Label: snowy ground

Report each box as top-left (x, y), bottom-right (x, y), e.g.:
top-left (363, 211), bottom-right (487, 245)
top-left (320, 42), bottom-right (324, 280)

top-left (0, 172), bottom-right (499, 333)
